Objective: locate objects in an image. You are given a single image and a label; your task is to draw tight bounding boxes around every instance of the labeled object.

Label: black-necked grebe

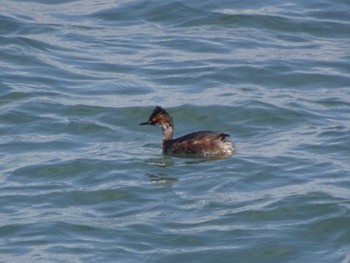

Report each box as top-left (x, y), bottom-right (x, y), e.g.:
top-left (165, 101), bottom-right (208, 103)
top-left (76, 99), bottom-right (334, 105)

top-left (140, 106), bottom-right (235, 157)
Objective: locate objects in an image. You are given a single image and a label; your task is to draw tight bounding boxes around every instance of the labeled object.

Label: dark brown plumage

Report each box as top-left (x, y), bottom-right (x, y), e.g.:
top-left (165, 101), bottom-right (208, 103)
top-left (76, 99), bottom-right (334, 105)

top-left (140, 106), bottom-right (235, 157)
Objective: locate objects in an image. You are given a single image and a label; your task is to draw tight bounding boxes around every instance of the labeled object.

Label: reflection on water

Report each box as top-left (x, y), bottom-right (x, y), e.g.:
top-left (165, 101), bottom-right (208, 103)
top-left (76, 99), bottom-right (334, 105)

top-left (145, 152), bottom-right (234, 167)
top-left (145, 156), bottom-right (175, 167)
top-left (146, 172), bottom-right (178, 186)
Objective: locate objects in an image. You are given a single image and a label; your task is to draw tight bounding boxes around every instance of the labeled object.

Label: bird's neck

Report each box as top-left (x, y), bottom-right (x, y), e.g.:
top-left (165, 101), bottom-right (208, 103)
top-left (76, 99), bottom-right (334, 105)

top-left (160, 123), bottom-right (174, 145)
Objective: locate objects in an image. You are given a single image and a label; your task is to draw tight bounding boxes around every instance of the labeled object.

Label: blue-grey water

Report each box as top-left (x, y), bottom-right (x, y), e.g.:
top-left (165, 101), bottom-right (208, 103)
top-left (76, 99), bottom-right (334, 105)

top-left (1, 0), bottom-right (350, 262)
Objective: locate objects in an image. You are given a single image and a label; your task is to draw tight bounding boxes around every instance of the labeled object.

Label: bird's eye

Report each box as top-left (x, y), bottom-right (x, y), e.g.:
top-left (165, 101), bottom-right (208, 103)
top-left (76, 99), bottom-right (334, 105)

top-left (151, 117), bottom-right (157, 123)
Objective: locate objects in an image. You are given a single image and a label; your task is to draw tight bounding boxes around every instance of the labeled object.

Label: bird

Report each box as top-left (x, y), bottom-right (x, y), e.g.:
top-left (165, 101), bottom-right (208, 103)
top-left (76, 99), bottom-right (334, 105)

top-left (140, 106), bottom-right (235, 157)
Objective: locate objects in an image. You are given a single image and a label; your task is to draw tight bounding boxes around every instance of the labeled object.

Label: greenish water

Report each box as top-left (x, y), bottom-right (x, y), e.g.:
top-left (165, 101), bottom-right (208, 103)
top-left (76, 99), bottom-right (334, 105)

top-left (1, 1), bottom-right (350, 262)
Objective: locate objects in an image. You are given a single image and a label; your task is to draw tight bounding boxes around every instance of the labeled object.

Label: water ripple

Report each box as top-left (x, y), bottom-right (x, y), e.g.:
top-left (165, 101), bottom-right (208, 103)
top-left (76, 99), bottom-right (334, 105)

top-left (1, 0), bottom-right (350, 262)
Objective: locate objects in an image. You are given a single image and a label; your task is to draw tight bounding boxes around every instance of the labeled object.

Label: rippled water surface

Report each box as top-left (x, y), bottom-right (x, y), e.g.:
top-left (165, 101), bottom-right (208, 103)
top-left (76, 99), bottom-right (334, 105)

top-left (1, 0), bottom-right (350, 262)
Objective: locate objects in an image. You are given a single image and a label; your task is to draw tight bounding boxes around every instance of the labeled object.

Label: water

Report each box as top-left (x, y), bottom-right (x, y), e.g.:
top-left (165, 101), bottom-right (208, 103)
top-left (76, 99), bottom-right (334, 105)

top-left (1, 0), bottom-right (350, 262)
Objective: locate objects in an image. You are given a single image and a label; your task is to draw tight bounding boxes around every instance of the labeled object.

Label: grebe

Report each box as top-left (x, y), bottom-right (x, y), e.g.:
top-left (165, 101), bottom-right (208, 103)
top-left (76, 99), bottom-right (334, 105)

top-left (140, 106), bottom-right (235, 157)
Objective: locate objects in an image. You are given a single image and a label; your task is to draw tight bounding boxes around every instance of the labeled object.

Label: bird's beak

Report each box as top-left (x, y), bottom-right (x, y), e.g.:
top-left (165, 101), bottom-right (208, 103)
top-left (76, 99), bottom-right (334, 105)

top-left (140, 121), bottom-right (150, 125)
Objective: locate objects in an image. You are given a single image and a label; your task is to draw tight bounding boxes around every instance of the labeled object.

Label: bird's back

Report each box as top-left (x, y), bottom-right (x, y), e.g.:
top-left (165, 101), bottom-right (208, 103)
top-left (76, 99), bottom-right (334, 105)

top-left (163, 131), bottom-right (234, 157)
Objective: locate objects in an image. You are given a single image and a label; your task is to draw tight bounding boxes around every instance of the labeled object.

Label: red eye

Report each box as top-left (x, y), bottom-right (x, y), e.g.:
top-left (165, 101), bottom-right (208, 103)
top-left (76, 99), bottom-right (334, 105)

top-left (151, 117), bottom-right (157, 123)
